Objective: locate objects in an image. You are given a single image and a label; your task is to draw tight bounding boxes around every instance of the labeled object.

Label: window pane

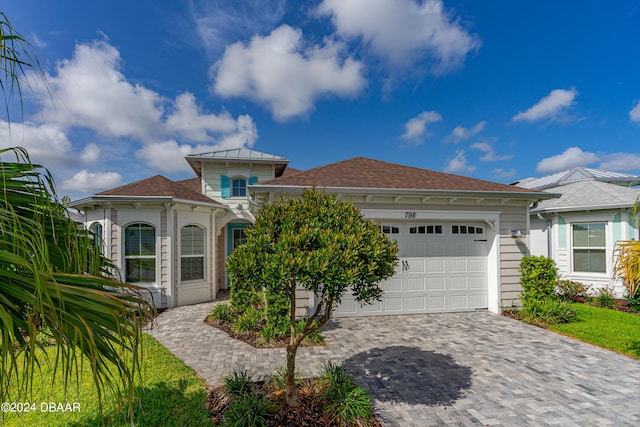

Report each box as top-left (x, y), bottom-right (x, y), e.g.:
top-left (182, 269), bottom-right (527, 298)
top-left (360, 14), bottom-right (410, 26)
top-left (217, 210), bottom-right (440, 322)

top-left (125, 258), bottom-right (156, 282)
top-left (181, 225), bottom-right (205, 256)
top-left (125, 224), bottom-right (155, 256)
top-left (588, 223), bottom-right (606, 247)
top-left (181, 257), bottom-right (204, 281)
top-left (572, 224), bottom-right (589, 247)
top-left (574, 249), bottom-right (606, 273)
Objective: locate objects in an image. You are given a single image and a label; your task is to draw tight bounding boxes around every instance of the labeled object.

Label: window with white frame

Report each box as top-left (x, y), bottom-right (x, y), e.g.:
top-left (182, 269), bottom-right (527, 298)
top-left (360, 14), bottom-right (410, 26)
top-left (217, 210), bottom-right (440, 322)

top-left (181, 225), bottom-right (205, 281)
top-left (124, 223), bottom-right (156, 282)
top-left (231, 178), bottom-right (247, 197)
top-left (572, 222), bottom-right (606, 273)
top-left (89, 222), bottom-right (103, 253)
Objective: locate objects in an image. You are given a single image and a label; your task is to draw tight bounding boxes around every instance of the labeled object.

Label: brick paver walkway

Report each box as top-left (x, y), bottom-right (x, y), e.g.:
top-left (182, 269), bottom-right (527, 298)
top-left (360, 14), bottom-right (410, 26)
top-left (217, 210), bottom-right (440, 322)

top-left (148, 301), bottom-right (640, 426)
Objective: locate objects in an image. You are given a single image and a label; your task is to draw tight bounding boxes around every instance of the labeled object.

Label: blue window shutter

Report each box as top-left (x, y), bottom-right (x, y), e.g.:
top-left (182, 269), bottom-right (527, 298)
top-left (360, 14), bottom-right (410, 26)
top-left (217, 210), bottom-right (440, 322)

top-left (248, 176), bottom-right (258, 185)
top-left (221, 175), bottom-right (230, 198)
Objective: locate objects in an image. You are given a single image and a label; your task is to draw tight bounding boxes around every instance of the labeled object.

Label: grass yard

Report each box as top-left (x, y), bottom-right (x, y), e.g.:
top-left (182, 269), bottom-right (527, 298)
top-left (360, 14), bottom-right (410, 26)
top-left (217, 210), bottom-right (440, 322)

top-left (549, 303), bottom-right (640, 359)
top-left (1, 334), bottom-right (211, 427)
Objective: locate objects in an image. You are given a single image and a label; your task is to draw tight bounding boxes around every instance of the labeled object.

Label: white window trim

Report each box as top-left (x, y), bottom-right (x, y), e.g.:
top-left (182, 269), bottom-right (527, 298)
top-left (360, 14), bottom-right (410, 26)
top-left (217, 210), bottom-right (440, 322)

top-left (123, 222), bottom-right (157, 284)
top-left (570, 221), bottom-right (609, 275)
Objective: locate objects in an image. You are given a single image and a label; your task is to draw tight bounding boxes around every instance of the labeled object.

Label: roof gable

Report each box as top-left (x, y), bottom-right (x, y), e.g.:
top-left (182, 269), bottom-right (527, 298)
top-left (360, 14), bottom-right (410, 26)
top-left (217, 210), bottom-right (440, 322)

top-left (257, 157), bottom-right (542, 194)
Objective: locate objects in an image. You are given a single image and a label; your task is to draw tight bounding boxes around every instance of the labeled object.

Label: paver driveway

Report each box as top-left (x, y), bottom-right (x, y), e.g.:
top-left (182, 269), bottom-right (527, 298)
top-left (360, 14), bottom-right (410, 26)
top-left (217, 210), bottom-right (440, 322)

top-left (148, 301), bottom-right (640, 426)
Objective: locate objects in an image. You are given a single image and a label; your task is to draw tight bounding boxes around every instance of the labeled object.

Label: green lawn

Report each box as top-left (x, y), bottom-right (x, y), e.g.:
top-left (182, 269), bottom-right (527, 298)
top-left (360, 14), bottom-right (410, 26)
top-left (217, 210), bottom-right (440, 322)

top-left (549, 303), bottom-right (640, 359)
top-left (1, 334), bottom-right (211, 427)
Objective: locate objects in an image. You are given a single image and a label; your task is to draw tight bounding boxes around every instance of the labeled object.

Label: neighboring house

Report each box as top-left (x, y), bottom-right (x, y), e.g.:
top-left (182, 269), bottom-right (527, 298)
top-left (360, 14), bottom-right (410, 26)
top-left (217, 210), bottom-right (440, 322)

top-left (513, 167), bottom-right (640, 296)
top-left (71, 149), bottom-right (554, 315)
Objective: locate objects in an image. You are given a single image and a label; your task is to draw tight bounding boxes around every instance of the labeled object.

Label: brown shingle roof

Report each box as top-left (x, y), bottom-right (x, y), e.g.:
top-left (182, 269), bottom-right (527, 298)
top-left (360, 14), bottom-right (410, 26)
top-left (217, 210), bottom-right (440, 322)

top-left (258, 157), bottom-right (541, 193)
top-left (98, 175), bottom-right (219, 204)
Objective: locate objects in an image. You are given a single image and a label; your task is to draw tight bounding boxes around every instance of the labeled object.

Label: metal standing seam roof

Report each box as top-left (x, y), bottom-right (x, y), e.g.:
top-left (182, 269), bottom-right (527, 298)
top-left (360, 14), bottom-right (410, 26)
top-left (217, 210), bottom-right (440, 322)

top-left (185, 148), bottom-right (289, 162)
top-left (254, 157), bottom-right (550, 196)
top-left (516, 167), bottom-right (640, 190)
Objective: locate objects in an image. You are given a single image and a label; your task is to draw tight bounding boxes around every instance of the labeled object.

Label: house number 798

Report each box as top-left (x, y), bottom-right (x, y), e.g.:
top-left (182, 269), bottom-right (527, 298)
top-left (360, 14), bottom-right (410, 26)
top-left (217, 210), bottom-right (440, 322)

top-left (405, 211), bottom-right (416, 218)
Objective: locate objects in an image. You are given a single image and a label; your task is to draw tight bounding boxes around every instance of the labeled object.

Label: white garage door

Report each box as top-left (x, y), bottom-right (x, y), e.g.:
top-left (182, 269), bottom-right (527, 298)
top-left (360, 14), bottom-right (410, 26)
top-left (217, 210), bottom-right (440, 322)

top-left (334, 221), bottom-right (488, 317)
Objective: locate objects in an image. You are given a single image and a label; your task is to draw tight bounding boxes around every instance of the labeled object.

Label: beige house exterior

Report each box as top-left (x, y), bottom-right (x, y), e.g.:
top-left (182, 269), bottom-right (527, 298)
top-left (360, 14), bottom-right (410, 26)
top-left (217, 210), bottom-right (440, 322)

top-left (71, 149), bottom-right (555, 314)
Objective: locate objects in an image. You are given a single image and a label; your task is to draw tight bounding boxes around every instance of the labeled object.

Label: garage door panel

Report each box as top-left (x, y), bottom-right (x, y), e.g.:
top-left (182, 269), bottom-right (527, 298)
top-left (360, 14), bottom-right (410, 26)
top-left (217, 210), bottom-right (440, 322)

top-left (450, 259), bottom-right (468, 273)
top-left (468, 274), bottom-right (487, 288)
top-left (450, 295), bottom-right (469, 309)
top-left (406, 259), bottom-right (426, 273)
top-left (428, 296), bottom-right (446, 310)
top-left (382, 278), bottom-right (403, 292)
top-left (407, 277), bottom-right (426, 291)
top-left (427, 259), bottom-right (445, 273)
top-left (450, 276), bottom-right (468, 290)
top-left (468, 258), bottom-right (486, 272)
top-left (384, 298), bottom-right (403, 312)
top-left (469, 294), bottom-right (487, 307)
top-left (427, 276), bottom-right (445, 290)
top-left (406, 297), bottom-right (426, 311)
top-left (362, 301), bottom-right (382, 313)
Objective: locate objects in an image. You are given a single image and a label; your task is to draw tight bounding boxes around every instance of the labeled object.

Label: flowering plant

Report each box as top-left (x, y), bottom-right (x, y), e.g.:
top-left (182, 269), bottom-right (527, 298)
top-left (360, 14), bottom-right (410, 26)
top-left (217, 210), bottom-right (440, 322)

top-left (556, 279), bottom-right (589, 301)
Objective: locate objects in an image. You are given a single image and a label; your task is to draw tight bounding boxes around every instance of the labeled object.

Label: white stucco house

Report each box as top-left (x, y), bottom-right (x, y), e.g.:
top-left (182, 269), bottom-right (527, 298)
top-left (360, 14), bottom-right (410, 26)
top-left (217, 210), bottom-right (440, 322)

top-left (71, 149), bottom-right (556, 315)
top-left (513, 167), bottom-right (640, 296)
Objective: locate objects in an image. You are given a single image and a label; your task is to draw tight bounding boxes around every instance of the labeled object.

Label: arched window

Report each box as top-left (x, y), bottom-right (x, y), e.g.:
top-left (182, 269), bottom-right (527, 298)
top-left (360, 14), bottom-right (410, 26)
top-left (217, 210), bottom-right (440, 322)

top-left (181, 225), bottom-right (205, 281)
top-left (89, 222), bottom-right (103, 253)
top-left (124, 223), bottom-right (156, 283)
top-left (231, 178), bottom-right (247, 197)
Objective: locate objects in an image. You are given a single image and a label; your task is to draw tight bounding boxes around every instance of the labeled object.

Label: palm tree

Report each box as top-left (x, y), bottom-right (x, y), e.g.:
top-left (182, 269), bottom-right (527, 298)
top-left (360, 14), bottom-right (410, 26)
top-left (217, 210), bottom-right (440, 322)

top-left (0, 12), bottom-right (152, 422)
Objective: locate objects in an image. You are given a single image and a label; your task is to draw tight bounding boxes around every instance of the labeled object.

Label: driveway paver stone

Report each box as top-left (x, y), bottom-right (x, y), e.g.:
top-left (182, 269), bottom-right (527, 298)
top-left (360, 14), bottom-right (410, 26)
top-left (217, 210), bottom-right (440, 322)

top-left (148, 301), bottom-right (640, 426)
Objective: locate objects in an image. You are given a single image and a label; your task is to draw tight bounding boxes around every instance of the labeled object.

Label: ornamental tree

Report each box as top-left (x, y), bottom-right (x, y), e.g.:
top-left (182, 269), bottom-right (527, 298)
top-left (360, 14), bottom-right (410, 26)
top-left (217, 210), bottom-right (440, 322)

top-left (227, 188), bottom-right (398, 406)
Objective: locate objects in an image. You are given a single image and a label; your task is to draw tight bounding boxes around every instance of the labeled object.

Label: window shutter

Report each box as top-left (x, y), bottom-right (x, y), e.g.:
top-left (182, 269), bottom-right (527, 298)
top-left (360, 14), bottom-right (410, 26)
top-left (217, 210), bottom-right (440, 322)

top-left (221, 175), bottom-right (230, 198)
top-left (248, 176), bottom-right (258, 185)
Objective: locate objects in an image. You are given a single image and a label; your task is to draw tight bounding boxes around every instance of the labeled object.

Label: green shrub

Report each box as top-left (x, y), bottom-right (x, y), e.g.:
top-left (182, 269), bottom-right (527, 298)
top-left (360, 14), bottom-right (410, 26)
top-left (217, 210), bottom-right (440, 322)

top-left (320, 362), bottom-right (374, 426)
top-left (232, 307), bottom-right (264, 333)
top-left (229, 278), bottom-right (261, 314)
top-left (209, 302), bottom-right (234, 323)
top-left (325, 386), bottom-right (374, 427)
top-left (594, 287), bottom-right (615, 309)
top-left (257, 324), bottom-right (286, 344)
top-left (518, 297), bottom-right (577, 326)
top-left (556, 279), bottom-right (589, 301)
top-left (223, 370), bottom-right (254, 397)
top-left (264, 285), bottom-right (289, 330)
top-left (296, 319), bottom-right (324, 346)
top-left (222, 393), bottom-right (275, 427)
top-left (519, 256), bottom-right (558, 304)
top-left (627, 293), bottom-right (640, 311)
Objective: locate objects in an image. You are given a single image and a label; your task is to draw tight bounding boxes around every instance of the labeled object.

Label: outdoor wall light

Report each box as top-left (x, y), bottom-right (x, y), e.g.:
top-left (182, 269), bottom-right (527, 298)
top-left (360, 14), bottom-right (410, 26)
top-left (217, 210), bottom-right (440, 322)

top-left (510, 229), bottom-right (524, 239)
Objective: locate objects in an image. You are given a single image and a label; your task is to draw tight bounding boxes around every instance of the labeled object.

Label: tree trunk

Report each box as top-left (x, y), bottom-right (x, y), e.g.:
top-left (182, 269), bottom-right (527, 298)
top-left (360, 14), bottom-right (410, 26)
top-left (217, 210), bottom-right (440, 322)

top-left (284, 343), bottom-right (299, 406)
top-left (285, 278), bottom-right (299, 406)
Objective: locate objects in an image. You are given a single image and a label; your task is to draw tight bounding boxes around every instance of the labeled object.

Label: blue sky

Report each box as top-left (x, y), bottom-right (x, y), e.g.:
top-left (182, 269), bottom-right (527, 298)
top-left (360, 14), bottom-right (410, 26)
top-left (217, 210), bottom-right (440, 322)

top-left (3, 0), bottom-right (640, 199)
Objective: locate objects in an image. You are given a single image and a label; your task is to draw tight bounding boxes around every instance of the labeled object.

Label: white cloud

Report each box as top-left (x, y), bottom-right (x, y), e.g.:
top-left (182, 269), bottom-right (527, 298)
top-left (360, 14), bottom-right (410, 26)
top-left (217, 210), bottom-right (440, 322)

top-left (630, 101), bottom-right (640, 122)
top-left (400, 110), bottom-right (442, 143)
top-left (0, 121), bottom-right (99, 167)
top-left (536, 146), bottom-right (598, 173)
top-left (492, 168), bottom-right (516, 179)
top-left (191, 0), bottom-right (286, 54)
top-left (448, 121), bottom-right (485, 143)
top-left (512, 88), bottom-right (578, 122)
top-left (37, 40), bottom-right (164, 140)
top-left (317, 0), bottom-right (480, 72)
top-left (23, 39), bottom-right (257, 177)
top-left (166, 93), bottom-right (257, 144)
top-left (598, 153), bottom-right (640, 171)
top-left (444, 149), bottom-right (476, 174)
top-left (61, 170), bottom-right (122, 192)
top-left (212, 24), bottom-right (365, 121)
top-left (470, 141), bottom-right (513, 162)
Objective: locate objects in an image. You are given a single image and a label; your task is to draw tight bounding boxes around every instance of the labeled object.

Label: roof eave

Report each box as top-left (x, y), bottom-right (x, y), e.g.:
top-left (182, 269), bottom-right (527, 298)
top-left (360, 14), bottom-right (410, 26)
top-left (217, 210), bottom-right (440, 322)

top-left (250, 184), bottom-right (560, 201)
top-left (532, 202), bottom-right (637, 214)
top-left (70, 195), bottom-right (227, 210)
